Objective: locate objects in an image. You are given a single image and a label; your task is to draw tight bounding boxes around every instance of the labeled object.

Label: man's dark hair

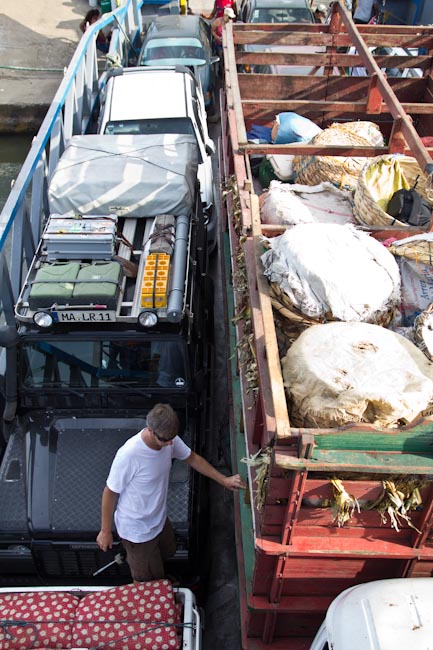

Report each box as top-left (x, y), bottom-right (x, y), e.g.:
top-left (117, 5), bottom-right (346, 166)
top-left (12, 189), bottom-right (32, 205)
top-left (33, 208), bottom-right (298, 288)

top-left (147, 403), bottom-right (179, 439)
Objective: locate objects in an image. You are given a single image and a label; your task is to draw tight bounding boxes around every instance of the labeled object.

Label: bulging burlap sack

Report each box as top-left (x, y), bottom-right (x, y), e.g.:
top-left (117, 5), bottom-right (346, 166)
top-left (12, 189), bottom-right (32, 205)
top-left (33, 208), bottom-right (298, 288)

top-left (282, 321), bottom-right (433, 428)
top-left (261, 223), bottom-right (401, 324)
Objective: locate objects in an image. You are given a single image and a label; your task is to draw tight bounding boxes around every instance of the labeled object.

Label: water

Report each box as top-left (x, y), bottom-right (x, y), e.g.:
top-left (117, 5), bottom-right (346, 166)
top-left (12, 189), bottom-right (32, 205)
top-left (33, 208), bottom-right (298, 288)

top-left (0, 135), bottom-right (33, 212)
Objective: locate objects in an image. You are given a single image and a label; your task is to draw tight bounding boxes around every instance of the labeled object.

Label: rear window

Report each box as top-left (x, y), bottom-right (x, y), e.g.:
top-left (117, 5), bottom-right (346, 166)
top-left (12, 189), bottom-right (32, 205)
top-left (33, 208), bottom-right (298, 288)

top-left (251, 7), bottom-right (313, 22)
top-left (104, 117), bottom-right (196, 137)
top-left (141, 38), bottom-right (206, 65)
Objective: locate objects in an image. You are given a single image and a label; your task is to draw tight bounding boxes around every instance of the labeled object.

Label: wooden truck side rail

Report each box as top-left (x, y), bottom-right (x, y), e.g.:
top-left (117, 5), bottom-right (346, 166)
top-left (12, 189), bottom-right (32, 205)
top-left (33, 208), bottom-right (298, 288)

top-left (221, 4), bottom-right (433, 647)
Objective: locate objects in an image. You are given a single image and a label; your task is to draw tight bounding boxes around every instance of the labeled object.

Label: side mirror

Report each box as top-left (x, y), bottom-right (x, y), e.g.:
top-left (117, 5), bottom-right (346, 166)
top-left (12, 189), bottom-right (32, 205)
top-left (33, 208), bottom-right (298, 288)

top-left (210, 56), bottom-right (220, 65)
top-left (206, 140), bottom-right (216, 156)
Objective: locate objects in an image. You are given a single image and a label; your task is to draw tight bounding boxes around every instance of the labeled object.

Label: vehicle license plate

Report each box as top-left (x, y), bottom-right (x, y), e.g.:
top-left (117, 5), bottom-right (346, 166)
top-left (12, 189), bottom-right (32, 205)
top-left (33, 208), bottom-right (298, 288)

top-left (53, 310), bottom-right (116, 323)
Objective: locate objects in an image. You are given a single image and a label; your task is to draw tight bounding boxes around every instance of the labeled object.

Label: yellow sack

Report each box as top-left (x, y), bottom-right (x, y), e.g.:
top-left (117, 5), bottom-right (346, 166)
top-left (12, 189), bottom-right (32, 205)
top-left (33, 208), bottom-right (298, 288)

top-left (365, 157), bottom-right (410, 212)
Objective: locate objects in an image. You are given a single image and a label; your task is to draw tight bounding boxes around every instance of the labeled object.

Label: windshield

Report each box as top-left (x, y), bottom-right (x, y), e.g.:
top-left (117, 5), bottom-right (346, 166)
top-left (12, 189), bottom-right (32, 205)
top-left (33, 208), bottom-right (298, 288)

top-left (20, 339), bottom-right (188, 390)
top-left (251, 7), bottom-right (312, 22)
top-left (141, 38), bottom-right (206, 66)
top-left (104, 117), bottom-right (196, 136)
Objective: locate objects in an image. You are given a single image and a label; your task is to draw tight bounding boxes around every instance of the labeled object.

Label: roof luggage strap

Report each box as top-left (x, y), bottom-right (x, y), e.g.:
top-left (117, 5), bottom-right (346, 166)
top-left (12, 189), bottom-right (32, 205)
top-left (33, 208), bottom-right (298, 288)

top-left (116, 231), bottom-right (134, 253)
top-left (147, 215), bottom-right (176, 255)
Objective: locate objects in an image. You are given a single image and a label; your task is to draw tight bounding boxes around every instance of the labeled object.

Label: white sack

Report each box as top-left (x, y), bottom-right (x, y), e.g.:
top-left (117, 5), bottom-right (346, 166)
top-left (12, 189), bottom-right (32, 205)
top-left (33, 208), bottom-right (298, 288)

top-left (398, 256), bottom-right (433, 324)
top-left (260, 181), bottom-right (354, 226)
top-left (282, 321), bottom-right (433, 428)
top-left (261, 223), bottom-right (401, 322)
top-left (267, 154), bottom-right (295, 181)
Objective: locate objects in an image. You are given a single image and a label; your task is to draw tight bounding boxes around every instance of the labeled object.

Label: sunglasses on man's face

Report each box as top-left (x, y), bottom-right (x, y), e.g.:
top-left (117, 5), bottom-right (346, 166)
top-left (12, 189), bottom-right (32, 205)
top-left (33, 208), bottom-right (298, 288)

top-left (152, 429), bottom-right (175, 443)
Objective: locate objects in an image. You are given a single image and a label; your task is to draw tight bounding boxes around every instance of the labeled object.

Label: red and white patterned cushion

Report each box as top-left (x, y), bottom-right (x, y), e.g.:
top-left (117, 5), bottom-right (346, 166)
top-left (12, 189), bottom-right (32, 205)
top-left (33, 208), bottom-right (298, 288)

top-left (0, 591), bottom-right (79, 649)
top-left (72, 581), bottom-right (181, 650)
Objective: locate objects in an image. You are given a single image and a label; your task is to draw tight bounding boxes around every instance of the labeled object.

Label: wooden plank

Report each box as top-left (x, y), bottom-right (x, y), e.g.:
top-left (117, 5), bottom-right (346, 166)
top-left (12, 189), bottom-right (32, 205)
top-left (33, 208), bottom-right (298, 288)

top-left (238, 74), bottom-right (426, 102)
top-left (241, 100), bottom-right (433, 120)
top-left (243, 239), bottom-right (279, 447)
top-left (250, 194), bottom-right (291, 440)
top-left (244, 143), bottom-right (387, 156)
top-left (249, 594), bottom-right (332, 613)
top-left (300, 478), bottom-right (430, 503)
top-left (235, 53), bottom-right (432, 70)
top-left (299, 423), bottom-right (433, 453)
top-left (274, 449), bottom-right (433, 474)
top-left (232, 22), bottom-right (433, 36)
top-left (232, 32), bottom-right (433, 49)
top-left (262, 505), bottom-right (422, 531)
top-left (224, 21), bottom-right (247, 146)
top-left (255, 535), bottom-right (433, 559)
top-left (248, 640), bottom-right (311, 650)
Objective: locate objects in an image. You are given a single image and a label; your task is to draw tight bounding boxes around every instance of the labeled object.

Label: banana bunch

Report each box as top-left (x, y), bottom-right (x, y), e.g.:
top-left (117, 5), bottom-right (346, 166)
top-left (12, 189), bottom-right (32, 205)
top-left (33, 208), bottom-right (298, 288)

top-left (377, 479), bottom-right (423, 533)
top-left (331, 478), bottom-right (360, 527)
top-left (241, 447), bottom-right (272, 511)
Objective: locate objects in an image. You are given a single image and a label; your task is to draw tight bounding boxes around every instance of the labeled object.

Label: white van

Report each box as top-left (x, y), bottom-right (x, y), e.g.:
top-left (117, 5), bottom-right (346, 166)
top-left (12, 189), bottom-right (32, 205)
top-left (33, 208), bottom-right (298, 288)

top-left (98, 66), bottom-right (216, 247)
top-left (310, 578), bottom-right (433, 650)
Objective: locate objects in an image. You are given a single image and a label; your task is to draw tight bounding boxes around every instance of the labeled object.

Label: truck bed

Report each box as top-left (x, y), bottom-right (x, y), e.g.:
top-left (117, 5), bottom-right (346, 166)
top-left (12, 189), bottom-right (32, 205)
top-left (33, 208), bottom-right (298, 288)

top-left (221, 4), bottom-right (433, 647)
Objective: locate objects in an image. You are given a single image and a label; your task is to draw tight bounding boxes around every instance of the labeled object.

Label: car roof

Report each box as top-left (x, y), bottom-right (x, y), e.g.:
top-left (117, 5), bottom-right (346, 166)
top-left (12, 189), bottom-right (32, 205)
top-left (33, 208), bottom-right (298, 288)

top-left (326, 578), bottom-right (433, 650)
top-left (106, 69), bottom-right (189, 121)
top-left (146, 14), bottom-right (204, 39)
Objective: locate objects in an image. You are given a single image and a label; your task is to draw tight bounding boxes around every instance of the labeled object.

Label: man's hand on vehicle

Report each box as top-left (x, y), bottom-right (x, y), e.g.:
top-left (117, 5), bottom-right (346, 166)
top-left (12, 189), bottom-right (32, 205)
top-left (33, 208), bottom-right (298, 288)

top-left (96, 530), bottom-right (113, 552)
top-left (224, 474), bottom-right (247, 491)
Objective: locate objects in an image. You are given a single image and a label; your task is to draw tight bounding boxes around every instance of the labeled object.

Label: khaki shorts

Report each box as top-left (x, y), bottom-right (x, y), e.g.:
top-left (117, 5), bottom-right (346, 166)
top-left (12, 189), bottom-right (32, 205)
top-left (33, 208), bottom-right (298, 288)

top-left (121, 518), bottom-right (176, 582)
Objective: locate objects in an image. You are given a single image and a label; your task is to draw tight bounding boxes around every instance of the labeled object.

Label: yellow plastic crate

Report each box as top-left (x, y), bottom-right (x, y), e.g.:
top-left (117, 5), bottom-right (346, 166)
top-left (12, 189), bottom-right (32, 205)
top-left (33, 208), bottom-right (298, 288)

top-left (141, 253), bottom-right (170, 308)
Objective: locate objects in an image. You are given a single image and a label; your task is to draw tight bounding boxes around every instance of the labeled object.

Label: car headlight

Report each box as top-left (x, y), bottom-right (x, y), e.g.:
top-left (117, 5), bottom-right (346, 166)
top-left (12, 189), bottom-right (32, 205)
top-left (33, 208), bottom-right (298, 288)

top-left (33, 312), bottom-right (53, 329)
top-left (138, 311), bottom-right (158, 328)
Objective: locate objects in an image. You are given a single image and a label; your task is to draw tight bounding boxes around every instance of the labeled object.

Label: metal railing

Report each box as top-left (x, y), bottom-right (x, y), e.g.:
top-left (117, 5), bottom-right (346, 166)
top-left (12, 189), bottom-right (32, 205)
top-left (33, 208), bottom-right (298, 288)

top-left (0, 0), bottom-right (145, 325)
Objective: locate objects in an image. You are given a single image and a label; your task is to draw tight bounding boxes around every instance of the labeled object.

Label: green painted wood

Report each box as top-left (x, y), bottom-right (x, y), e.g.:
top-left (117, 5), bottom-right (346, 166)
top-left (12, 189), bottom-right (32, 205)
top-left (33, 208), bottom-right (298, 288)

top-left (223, 230), bottom-right (256, 591)
top-left (275, 449), bottom-right (433, 474)
top-left (311, 423), bottom-right (433, 453)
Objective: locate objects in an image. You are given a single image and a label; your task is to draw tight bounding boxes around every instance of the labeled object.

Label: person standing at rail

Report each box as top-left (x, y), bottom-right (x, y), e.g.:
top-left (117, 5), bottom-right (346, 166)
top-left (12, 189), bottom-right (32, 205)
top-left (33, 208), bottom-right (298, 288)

top-left (211, 6), bottom-right (236, 53)
top-left (201, 0), bottom-right (238, 20)
top-left (96, 403), bottom-right (246, 582)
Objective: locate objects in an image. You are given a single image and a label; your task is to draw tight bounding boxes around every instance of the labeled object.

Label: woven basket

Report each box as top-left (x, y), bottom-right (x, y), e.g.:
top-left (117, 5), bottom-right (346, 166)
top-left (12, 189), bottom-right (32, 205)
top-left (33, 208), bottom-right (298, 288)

top-left (414, 303), bottom-right (433, 361)
top-left (292, 124), bottom-right (371, 191)
top-left (389, 238), bottom-right (433, 265)
top-left (269, 281), bottom-right (397, 329)
top-left (353, 155), bottom-right (432, 228)
top-left (335, 121), bottom-right (384, 147)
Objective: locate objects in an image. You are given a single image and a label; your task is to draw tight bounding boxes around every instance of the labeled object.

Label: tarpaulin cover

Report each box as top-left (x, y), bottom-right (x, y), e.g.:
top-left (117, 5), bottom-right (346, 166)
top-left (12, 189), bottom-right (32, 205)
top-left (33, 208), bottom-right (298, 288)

top-left (48, 134), bottom-right (199, 218)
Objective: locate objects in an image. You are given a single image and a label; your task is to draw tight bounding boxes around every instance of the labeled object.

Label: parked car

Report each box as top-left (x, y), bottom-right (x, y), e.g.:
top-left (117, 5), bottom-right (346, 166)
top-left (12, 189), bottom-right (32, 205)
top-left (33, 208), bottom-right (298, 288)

top-left (310, 578), bottom-right (433, 650)
top-left (348, 46), bottom-right (422, 78)
top-left (238, 0), bottom-right (317, 74)
top-left (139, 15), bottom-right (219, 110)
top-left (98, 66), bottom-right (217, 249)
top-left (239, 0), bottom-right (315, 23)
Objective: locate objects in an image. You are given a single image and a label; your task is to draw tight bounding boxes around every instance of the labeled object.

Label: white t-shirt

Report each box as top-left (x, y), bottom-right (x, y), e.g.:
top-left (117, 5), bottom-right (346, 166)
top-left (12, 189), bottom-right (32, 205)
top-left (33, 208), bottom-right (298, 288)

top-left (106, 431), bottom-right (191, 543)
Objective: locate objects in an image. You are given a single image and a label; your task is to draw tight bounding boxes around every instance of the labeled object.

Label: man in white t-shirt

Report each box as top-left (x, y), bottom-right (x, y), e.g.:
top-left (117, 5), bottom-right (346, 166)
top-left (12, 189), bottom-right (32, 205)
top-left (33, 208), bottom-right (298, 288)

top-left (96, 403), bottom-right (246, 582)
